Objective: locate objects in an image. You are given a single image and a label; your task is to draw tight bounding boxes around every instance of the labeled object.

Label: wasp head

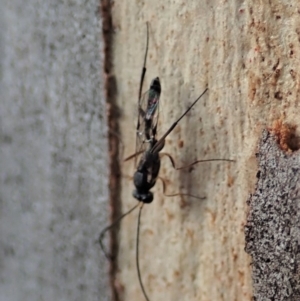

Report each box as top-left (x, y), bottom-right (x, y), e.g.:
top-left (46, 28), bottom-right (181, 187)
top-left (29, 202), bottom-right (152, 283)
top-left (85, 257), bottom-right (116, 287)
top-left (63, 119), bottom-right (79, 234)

top-left (132, 190), bottom-right (154, 204)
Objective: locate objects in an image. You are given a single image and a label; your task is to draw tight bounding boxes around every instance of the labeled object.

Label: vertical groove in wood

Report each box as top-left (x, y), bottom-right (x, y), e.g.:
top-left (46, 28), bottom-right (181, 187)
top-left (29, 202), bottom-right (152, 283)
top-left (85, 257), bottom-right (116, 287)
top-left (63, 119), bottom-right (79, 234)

top-left (101, 1), bottom-right (122, 300)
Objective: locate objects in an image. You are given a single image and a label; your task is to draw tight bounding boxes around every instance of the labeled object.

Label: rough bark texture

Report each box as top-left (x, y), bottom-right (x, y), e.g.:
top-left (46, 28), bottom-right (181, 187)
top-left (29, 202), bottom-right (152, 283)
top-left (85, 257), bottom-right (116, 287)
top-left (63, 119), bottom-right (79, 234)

top-left (245, 129), bottom-right (300, 301)
top-left (0, 1), bottom-right (110, 301)
top-left (105, 1), bottom-right (300, 301)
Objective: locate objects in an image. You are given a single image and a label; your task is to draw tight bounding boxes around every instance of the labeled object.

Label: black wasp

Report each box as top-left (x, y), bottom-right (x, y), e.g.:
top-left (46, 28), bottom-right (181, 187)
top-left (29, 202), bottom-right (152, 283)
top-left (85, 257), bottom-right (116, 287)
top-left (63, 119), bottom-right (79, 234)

top-left (99, 23), bottom-right (233, 301)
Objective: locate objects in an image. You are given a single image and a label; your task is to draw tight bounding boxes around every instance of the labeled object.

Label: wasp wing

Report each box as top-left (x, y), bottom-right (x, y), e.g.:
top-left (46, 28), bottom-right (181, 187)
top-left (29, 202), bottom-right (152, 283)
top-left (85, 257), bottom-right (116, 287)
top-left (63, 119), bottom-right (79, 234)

top-left (135, 77), bottom-right (161, 166)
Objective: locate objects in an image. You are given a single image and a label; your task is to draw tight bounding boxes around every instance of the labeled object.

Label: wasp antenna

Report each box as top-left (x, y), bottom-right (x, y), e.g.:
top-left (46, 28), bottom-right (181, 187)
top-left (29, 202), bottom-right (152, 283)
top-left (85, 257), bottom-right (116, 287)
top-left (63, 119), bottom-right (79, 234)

top-left (99, 203), bottom-right (139, 260)
top-left (136, 203), bottom-right (151, 301)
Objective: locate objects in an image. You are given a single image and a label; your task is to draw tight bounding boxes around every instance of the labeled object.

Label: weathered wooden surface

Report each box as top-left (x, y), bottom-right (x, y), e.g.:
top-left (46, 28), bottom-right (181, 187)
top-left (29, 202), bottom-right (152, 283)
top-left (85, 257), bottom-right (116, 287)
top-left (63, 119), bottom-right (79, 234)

top-left (245, 129), bottom-right (300, 301)
top-left (106, 1), bottom-right (300, 301)
top-left (0, 1), bottom-right (109, 301)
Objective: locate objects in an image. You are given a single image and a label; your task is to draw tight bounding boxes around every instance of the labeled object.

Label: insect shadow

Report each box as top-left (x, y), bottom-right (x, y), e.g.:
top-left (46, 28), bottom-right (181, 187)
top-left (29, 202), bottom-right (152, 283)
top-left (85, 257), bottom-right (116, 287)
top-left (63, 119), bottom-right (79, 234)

top-left (99, 22), bottom-right (234, 301)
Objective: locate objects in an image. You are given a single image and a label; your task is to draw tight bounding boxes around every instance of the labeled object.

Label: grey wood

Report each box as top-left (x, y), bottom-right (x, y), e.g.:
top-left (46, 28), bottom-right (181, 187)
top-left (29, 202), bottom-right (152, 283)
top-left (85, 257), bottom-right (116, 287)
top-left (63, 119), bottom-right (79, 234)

top-left (0, 1), bottom-right (110, 301)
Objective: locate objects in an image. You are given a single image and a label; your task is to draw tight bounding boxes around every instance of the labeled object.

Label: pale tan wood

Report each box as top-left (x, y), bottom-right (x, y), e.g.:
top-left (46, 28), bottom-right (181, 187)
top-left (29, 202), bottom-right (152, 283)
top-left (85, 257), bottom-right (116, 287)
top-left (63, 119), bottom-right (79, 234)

top-left (110, 1), bottom-right (300, 300)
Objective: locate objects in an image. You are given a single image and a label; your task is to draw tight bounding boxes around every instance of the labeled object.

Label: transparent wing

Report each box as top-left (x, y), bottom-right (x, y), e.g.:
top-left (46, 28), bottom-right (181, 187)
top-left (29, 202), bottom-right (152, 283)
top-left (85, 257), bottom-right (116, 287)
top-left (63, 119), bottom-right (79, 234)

top-left (135, 78), bottom-right (161, 166)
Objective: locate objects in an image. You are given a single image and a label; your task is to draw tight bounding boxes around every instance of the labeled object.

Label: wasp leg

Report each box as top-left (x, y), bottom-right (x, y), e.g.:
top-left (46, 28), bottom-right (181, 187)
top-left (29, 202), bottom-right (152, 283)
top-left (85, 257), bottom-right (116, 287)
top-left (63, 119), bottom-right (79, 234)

top-left (124, 150), bottom-right (144, 162)
top-left (157, 176), bottom-right (205, 200)
top-left (160, 152), bottom-right (235, 170)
